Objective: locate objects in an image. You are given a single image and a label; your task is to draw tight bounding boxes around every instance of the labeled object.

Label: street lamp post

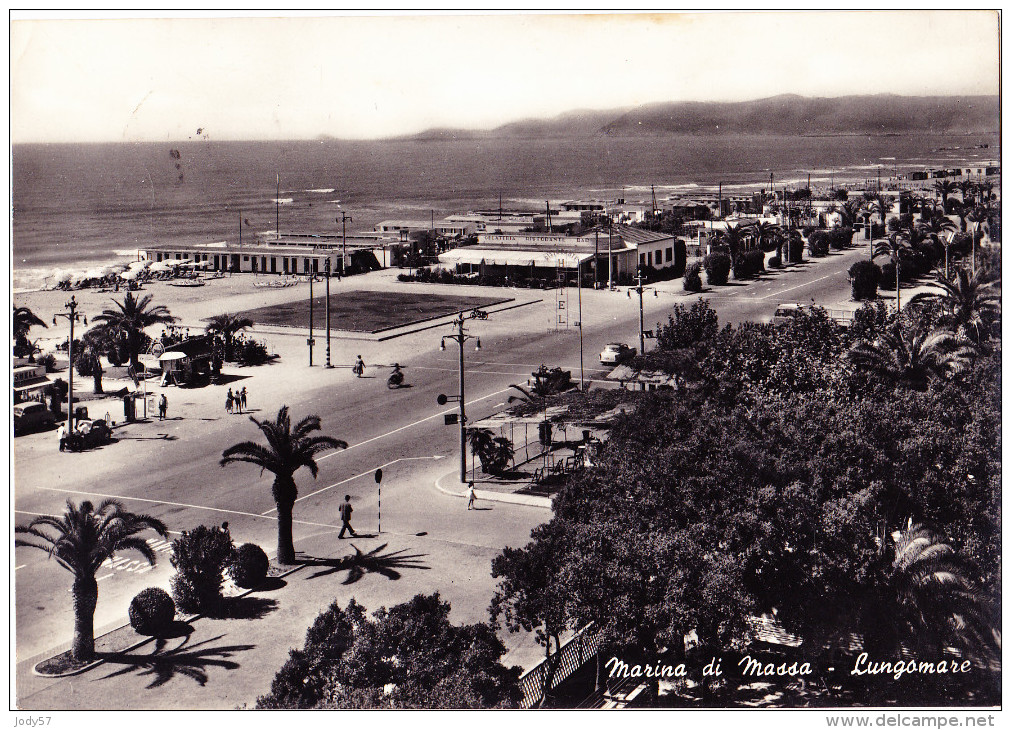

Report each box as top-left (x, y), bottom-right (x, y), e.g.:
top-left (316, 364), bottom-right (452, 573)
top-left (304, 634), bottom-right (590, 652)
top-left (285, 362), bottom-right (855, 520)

top-left (54, 296), bottom-right (86, 438)
top-left (436, 309), bottom-right (488, 483)
top-left (339, 212), bottom-right (353, 276)
top-left (627, 268), bottom-right (657, 355)
top-left (325, 258), bottom-right (333, 368)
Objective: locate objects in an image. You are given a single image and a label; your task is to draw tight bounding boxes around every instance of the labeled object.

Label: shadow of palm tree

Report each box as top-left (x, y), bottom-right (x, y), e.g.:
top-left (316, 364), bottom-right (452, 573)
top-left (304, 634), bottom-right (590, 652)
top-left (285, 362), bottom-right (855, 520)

top-left (303, 543), bottom-right (429, 584)
top-left (211, 595), bottom-right (279, 620)
top-left (98, 634), bottom-right (256, 689)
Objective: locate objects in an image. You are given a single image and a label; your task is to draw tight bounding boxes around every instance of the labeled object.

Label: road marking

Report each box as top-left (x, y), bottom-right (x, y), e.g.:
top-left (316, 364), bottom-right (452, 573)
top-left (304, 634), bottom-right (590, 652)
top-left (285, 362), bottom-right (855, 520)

top-left (263, 456), bottom-right (444, 514)
top-left (35, 485), bottom-right (335, 529)
top-left (760, 271), bottom-right (840, 300)
top-left (317, 386), bottom-right (516, 461)
top-left (15, 565), bottom-right (25, 571)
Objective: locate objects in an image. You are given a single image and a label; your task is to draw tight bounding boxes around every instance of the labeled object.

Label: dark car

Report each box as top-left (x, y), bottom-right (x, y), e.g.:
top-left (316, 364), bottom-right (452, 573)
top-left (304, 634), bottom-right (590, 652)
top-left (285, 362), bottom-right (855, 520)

top-left (13, 402), bottom-right (57, 435)
top-left (66, 418), bottom-right (113, 450)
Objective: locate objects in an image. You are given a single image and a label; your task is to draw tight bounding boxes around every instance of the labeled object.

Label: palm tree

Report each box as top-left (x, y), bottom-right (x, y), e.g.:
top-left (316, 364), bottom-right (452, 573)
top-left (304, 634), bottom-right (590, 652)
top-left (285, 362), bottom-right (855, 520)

top-left (205, 313), bottom-right (255, 362)
top-left (933, 180), bottom-right (959, 212)
top-left (864, 193), bottom-right (894, 228)
top-left (467, 427), bottom-right (496, 473)
top-left (909, 267), bottom-right (1000, 345)
top-left (715, 223), bottom-right (750, 260)
top-left (847, 322), bottom-right (975, 389)
top-left (749, 221), bottom-right (781, 253)
top-left (15, 500), bottom-right (168, 661)
top-left (13, 306), bottom-right (47, 359)
top-left (873, 233), bottom-right (913, 310)
top-left (887, 522), bottom-right (998, 661)
top-left (956, 179), bottom-right (977, 207)
top-left (92, 292), bottom-right (176, 368)
top-left (221, 407), bottom-right (347, 564)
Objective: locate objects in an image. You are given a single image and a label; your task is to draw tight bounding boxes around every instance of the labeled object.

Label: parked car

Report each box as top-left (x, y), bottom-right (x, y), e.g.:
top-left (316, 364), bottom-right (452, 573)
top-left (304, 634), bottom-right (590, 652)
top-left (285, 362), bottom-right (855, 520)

top-left (66, 418), bottom-right (113, 451)
top-left (600, 343), bottom-right (634, 365)
top-left (13, 402), bottom-right (57, 435)
top-left (772, 302), bottom-right (854, 327)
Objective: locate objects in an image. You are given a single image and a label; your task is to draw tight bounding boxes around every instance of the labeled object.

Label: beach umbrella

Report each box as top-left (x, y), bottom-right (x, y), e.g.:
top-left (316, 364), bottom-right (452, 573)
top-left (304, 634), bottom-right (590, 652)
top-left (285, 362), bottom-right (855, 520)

top-left (148, 261), bottom-right (174, 272)
top-left (118, 269), bottom-right (141, 280)
top-left (128, 260), bottom-right (151, 270)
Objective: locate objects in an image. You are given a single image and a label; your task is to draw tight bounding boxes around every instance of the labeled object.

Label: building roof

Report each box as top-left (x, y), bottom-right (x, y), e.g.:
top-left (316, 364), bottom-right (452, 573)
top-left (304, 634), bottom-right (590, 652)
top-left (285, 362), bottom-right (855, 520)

top-left (608, 225), bottom-right (676, 246)
top-left (439, 248), bottom-right (594, 268)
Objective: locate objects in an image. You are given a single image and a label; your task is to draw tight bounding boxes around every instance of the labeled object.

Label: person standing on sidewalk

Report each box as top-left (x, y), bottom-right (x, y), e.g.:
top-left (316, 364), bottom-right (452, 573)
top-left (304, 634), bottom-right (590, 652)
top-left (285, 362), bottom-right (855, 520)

top-left (467, 482), bottom-right (476, 510)
top-left (158, 394), bottom-right (168, 421)
top-left (226, 389), bottom-right (234, 414)
top-left (57, 423), bottom-right (67, 452)
top-left (240, 387), bottom-right (248, 412)
top-left (338, 495), bottom-right (357, 538)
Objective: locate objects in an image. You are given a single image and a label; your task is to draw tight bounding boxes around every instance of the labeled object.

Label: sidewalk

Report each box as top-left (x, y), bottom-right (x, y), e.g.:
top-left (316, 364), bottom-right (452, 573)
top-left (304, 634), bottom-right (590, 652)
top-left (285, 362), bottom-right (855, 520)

top-left (15, 502), bottom-right (549, 710)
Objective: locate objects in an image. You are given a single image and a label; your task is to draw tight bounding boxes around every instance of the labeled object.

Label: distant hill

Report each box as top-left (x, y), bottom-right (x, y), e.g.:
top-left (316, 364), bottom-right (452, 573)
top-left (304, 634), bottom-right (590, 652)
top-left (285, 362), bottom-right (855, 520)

top-left (410, 95), bottom-right (998, 139)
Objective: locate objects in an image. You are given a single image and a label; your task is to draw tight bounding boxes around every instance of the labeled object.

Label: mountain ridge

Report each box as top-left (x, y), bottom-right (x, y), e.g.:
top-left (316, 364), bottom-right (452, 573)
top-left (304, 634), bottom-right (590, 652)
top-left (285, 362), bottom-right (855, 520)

top-left (404, 94), bottom-right (998, 140)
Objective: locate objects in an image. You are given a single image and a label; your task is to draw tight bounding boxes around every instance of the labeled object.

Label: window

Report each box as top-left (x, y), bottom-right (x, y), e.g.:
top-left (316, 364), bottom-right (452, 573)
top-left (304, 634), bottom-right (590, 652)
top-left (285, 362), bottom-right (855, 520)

top-left (666, 247), bottom-right (673, 263)
top-left (640, 253), bottom-right (646, 267)
top-left (304, 258), bottom-right (310, 273)
top-left (243, 255), bottom-right (249, 261)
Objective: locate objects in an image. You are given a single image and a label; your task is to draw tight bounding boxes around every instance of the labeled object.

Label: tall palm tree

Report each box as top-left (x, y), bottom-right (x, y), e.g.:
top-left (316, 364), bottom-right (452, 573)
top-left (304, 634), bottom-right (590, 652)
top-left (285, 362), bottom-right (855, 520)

top-left (205, 313), bottom-right (255, 361)
top-left (92, 292), bottom-right (176, 368)
top-left (887, 522), bottom-right (998, 661)
top-left (949, 200), bottom-right (975, 234)
top-left (933, 180), bottom-right (959, 212)
top-left (715, 223), bottom-right (751, 260)
top-left (221, 407), bottom-right (347, 564)
top-left (847, 322), bottom-right (975, 390)
top-left (956, 179), bottom-right (977, 207)
top-left (15, 500), bottom-right (168, 661)
top-left (864, 193), bottom-right (894, 228)
top-left (13, 306), bottom-right (47, 359)
top-left (909, 267), bottom-right (1000, 345)
top-left (749, 221), bottom-right (781, 253)
top-left (873, 233), bottom-right (913, 310)
top-left (918, 213), bottom-right (958, 239)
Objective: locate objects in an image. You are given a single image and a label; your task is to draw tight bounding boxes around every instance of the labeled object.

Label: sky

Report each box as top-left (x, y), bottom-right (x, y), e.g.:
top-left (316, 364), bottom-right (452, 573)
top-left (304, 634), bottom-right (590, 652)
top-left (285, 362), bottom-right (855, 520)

top-left (9, 10), bottom-right (1002, 143)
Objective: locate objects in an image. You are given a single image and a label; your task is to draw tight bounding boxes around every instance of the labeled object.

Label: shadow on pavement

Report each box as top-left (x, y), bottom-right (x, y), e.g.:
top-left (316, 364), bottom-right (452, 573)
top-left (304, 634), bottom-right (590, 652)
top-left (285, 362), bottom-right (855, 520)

top-left (209, 595), bottom-right (279, 620)
top-left (302, 543), bottom-right (430, 585)
top-left (98, 634), bottom-right (256, 689)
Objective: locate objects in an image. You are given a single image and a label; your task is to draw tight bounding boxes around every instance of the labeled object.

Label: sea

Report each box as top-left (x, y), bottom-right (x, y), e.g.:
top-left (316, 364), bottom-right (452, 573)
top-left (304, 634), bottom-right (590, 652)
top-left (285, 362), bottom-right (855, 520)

top-left (10, 134), bottom-right (999, 291)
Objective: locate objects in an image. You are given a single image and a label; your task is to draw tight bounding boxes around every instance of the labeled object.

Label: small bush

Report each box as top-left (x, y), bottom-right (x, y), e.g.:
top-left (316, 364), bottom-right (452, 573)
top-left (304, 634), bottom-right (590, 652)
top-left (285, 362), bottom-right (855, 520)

top-left (38, 353), bottom-right (58, 373)
top-left (683, 262), bottom-right (703, 292)
top-left (229, 543), bottom-right (270, 589)
top-left (808, 231), bottom-right (830, 257)
top-left (849, 260), bottom-right (882, 300)
top-left (744, 250), bottom-right (766, 274)
top-left (238, 339), bottom-right (270, 366)
top-left (703, 252), bottom-right (732, 286)
top-left (787, 236), bottom-right (804, 263)
top-left (879, 262), bottom-right (897, 290)
top-left (129, 587), bottom-right (176, 635)
top-left (170, 523), bottom-right (234, 614)
top-left (768, 255), bottom-right (782, 269)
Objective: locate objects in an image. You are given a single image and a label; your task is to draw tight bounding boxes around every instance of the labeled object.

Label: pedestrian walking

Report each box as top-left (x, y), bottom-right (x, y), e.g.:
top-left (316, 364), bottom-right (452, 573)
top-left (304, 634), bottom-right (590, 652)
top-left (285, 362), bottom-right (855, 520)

top-left (467, 481), bottom-right (476, 510)
top-left (353, 355), bottom-right (365, 378)
top-left (158, 394), bottom-right (168, 421)
top-left (338, 495), bottom-right (357, 538)
top-left (57, 423), bottom-right (66, 452)
top-left (240, 387), bottom-right (248, 412)
top-left (225, 389), bottom-right (234, 414)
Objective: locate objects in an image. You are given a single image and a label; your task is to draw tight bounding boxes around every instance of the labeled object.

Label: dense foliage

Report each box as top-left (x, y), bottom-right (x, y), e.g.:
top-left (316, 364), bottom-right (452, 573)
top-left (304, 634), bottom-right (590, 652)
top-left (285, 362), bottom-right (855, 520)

top-left (229, 542), bottom-right (270, 588)
top-left (849, 260), bottom-right (882, 300)
top-left (258, 593), bottom-right (522, 709)
top-left (703, 252), bottom-right (731, 286)
top-left (491, 264), bottom-right (1001, 706)
top-left (129, 587), bottom-right (176, 635)
top-left (170, 523), bottom-right (235, 613)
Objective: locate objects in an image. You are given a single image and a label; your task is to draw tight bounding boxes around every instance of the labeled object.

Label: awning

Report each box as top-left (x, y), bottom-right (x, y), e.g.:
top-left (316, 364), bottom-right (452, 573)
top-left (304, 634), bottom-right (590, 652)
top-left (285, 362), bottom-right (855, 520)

top-left (14, 376), bottom-right (51, 392)
top-left (439, 248), bottom-right (594, 268)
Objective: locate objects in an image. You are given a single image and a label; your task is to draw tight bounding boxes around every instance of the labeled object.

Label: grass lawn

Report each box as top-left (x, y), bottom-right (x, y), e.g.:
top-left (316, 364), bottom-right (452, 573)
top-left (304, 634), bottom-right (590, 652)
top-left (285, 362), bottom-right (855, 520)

top-left (230, 290), bottom-right (511, 333)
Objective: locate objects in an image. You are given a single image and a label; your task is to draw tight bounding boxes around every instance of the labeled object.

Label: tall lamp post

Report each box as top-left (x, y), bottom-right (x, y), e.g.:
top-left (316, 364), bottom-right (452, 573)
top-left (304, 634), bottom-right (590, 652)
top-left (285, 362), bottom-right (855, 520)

top-left (627, 267), bottom-right (657, 355)
top-left (339, 212), bottom-right (353, 276)
top-left (324, 258), bottom-right (333, 368)
top-left (54, 296), bottom-right (87, 437)
top-left (436, 309), bottom-right (489, 484)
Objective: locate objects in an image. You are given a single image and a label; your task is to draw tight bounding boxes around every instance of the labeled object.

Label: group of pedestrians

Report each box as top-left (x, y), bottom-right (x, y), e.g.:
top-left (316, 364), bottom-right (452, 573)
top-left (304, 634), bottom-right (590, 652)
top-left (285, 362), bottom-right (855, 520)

top-left (225, 387), bottom-right (248, 414)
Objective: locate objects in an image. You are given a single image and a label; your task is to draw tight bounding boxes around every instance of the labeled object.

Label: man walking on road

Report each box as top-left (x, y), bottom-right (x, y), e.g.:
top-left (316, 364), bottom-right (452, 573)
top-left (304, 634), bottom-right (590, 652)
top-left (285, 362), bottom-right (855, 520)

top-left (158, 394), bottom-right (168, 421)
top-left (338, 495), bottom-right (357, 538)
top-left (57, 423), bottom-right (66, 452)
top-left (467, 482), bottom-right (476, 510)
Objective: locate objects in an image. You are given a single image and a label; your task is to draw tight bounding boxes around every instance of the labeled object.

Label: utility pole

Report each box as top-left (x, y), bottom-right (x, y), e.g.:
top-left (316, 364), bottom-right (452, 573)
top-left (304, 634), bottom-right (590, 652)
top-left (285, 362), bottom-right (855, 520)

top-left (276, 174), bottom-right (280, 241)
top-left (577, 256), bottom-right (585, 390)
top-left (437, 309), bottom-right (488, 483)
top-left (308, 269), bottom-right (314, 367)
top-left (325, 258), bottom-right (332, 368)
top-left (339, 212), bottom-right (353, 276)
top-left (628, 268), bottom-right (656, 356)
top-left (607, 221), bottom-right (614, 290)
top-left (53, 296), bottom-right (86, 437)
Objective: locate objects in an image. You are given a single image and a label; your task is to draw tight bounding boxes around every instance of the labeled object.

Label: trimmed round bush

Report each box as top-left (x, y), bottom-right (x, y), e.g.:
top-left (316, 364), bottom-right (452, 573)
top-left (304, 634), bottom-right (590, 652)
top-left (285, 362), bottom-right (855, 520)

top-left (808, 230), bottom-right (830, 257)
top-left (703, 252), bottom-right (732, 286)
top-left (768, 255), bottom-right (782, 269)
top-left (229, 543), bottom-right (270, 588)
top-left (879, 262), bottom-right (897, 290)
top-left (129, 587), bottom-right (176, 635)
top-left (848, 260), bottom-right (882, 300)
top-left (683, 262), bottom-right (703, 292)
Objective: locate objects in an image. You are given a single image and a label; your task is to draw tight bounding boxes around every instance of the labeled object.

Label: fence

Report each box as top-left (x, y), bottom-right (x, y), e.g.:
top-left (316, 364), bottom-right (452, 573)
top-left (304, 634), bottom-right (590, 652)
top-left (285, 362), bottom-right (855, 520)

top-left (517, 624), bottom-right (601, 708)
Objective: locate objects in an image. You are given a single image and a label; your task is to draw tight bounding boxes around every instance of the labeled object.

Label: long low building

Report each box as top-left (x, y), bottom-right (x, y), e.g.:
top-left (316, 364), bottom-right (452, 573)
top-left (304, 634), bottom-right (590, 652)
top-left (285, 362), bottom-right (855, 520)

top-left (142, 232), bottom-right (399, 274)
top-left (437, 226), bottom-right (682, 283)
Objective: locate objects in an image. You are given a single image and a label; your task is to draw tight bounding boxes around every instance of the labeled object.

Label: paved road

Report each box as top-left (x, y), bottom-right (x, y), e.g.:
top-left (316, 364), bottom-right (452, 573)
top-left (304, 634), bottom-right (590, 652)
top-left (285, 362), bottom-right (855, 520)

top-left (14, 246), bottom-right (868, 675)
